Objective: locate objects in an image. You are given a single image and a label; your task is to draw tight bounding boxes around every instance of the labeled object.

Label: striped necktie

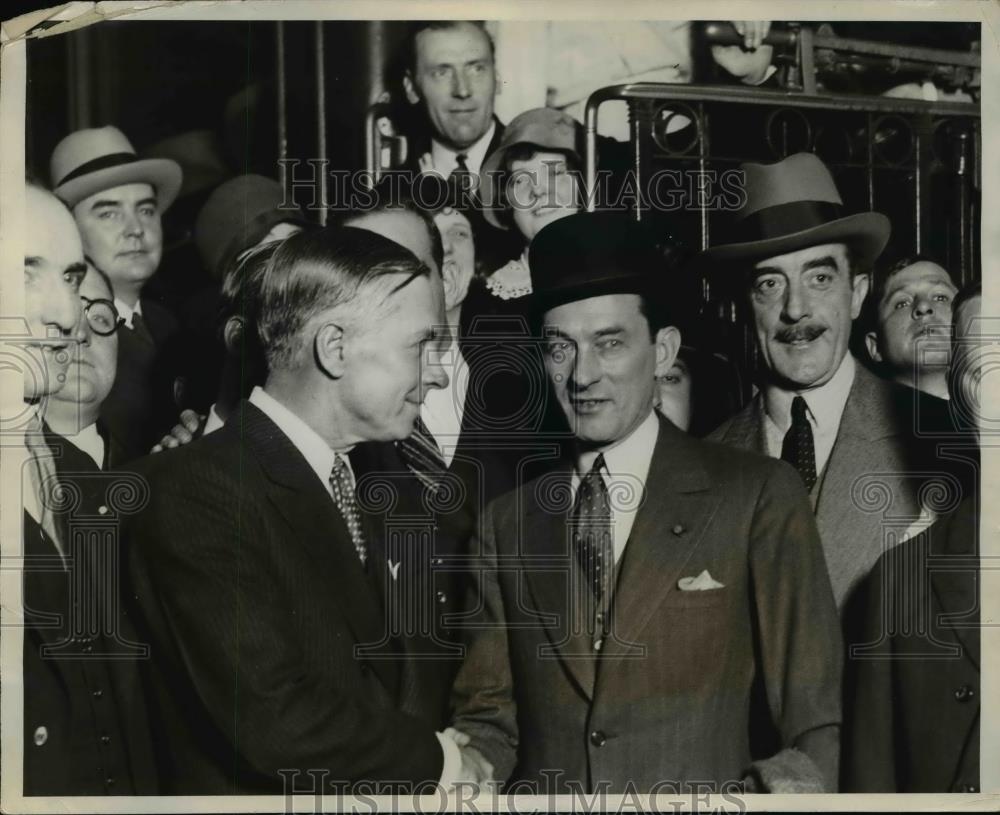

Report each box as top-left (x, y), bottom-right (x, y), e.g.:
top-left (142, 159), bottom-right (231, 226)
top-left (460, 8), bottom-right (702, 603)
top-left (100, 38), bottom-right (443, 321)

top-left (573, 454), bottom-right (614, 600)
top-left (397, 415), bottom-right (448, 492)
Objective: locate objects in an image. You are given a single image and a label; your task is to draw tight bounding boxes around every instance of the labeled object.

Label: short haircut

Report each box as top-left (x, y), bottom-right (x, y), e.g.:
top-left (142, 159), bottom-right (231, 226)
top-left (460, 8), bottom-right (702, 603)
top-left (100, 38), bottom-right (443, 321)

top-left (220, 239), bottom-right (283, 330)
top-left (404, 21), bottom-right (495, 76)
top-left (257, 225), bottom-right (430, 370)
top-left (870, 253), bottom-right (953, 309)
top-left (338, 190), bottom-right (444, 275)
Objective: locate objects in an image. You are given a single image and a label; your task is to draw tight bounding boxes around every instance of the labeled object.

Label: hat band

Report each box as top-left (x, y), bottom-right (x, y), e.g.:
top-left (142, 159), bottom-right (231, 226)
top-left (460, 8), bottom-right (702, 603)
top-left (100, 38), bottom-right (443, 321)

top-left (734, 200), bottom-right (843, 244)
top-left (56, 152), bottom-right (139, 187)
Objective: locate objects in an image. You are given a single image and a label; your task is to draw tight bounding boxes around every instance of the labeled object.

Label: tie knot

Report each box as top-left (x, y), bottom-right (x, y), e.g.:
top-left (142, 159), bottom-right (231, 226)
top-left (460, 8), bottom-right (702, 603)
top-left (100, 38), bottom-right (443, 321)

top-left (791, 396), bottom-right (810, 424)
top-left (455, 153), bottom-right (469, 170)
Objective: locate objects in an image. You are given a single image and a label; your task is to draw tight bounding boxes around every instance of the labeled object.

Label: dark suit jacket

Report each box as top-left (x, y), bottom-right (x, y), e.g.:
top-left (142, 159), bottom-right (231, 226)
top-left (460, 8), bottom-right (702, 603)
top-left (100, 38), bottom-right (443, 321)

top-left (843, 497), bottom-right (979, 792)
top-left (349, 369), bottom-right (561, 730)
top-left (125, 401), bottom-right (443, 794)
top-left (99, 297), bottom-right (178, 463)
top-left (708, 361), bottom-right (972, 613)
top-left (451, 415), bottom-right (843, 793)
top-left (23, 428), bottom-right (158, 795)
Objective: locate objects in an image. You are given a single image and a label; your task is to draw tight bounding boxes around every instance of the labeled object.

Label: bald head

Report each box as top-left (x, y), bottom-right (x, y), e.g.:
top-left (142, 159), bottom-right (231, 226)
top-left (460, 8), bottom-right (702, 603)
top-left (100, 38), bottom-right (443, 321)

top-left (23, 185), bottom-right (86, 400)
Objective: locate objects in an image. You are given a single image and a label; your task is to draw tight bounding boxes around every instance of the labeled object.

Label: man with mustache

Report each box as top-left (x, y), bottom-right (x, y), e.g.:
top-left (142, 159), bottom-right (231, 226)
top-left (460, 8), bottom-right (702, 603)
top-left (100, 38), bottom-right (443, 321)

top-left (50, 125), bottom-right (183, 461)
top-left (864, 256), bottom-right (958, 401)
top-left (706, 153), bottom-right (942, 615)
top-left (449, 212), bottom-right (843, 794)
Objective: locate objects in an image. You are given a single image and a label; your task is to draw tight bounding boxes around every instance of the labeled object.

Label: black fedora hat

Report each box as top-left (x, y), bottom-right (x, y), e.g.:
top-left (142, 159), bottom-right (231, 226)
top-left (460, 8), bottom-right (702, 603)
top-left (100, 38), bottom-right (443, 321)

top-left (700, 152), bottom-right (890, 270)
top-left (528, 211), bottom-right (668, 315)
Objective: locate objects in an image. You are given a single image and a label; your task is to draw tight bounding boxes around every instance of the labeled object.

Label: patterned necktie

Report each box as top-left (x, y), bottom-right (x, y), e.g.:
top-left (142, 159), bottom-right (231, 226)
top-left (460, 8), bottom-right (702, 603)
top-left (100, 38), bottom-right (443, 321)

top-left (450, 152), bottom-right (473, 202)
top-left (24, 416), bottom-right (65, 558)
top-left (329, 453), bottom-right (366, 565)
top-left (397, 415), bottom-right (448, 492)
top-left (781, 396), bottom-right (817, 491)
top-left (573, 454), bottom-right (614, 599)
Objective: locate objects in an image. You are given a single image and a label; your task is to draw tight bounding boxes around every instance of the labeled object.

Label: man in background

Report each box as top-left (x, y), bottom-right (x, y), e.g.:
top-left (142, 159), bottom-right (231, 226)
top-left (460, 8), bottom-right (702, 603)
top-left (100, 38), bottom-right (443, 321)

top-left (50, 125), bottom-right (183, 460)
top-left (864, 255), bottom-right (958, 400)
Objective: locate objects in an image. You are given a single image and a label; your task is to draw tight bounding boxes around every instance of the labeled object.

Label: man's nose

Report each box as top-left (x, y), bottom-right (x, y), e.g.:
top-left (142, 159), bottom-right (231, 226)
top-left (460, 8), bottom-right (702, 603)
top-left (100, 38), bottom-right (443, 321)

top-left (913, 297), bottom-right (934, 318)
top-left (122, 209), bottom-right (144, 237)
top-left (424, 354), bottom-right (449, 392)
top-left (570, 345), bottom-right (601, 390)
top-left (46, 282), bottom-right (83, 338)
top-left (781, 281), bottom-right (810, 322)
top-left (452, 70), bottom-right (471, 98)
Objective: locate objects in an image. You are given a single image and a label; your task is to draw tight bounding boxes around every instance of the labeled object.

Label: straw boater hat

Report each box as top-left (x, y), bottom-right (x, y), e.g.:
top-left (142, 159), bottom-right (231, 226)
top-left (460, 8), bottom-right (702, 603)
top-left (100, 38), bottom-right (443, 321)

top-left (50, 125), bottom-right (183, 211)
top-left (700, 152), bottom-right (890, 270)
top-left (479, 107), bottom-right (582, 230)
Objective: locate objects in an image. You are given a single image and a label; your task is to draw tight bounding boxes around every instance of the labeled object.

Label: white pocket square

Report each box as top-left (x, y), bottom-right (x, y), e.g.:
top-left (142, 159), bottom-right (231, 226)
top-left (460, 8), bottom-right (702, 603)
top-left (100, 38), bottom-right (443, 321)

top-left (677, 570), bottom-right (725, 591)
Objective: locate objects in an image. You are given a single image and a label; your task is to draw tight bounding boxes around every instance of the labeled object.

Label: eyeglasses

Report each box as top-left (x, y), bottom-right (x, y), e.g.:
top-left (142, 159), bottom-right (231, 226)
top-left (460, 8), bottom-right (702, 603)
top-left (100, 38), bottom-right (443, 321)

top-left (81, 296), bottom-right (123, 336)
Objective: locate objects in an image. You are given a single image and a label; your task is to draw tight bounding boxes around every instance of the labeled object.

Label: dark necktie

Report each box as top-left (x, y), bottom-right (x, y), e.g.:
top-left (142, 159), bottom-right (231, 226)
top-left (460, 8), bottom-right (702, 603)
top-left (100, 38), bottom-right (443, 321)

top-left (130, 310), bottom-right (154, 346)
top-left (449, 153), bottom-right (473, 202)
top-left (573, 454), bottom-right (614, 600)
top-left (781, 396), bottom-right (817, 491)
top-left (329, 453), bottom-right (366, 565)
top-left (397, 415), bottom-right (448, 492)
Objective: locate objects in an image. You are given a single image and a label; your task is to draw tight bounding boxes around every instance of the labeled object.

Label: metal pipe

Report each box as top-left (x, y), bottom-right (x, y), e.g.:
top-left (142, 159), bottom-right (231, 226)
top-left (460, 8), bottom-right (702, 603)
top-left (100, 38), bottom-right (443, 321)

top-left (276, 21), bottom-right (288, 165)
top-left (315, 21), bottom-right (328, 226)
top-left (584, 96), bottom-right (599, 212)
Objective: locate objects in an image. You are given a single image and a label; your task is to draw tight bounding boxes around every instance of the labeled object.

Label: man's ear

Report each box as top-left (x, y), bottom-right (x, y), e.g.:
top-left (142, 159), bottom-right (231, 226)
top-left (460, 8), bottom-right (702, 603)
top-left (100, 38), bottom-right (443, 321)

top-left (314, 321), bottom-right (346, 379)
top-left (865, 331), bottom-right (883, 363)
top-left (223, 315), bottom-right (244, 355)
top-left (403, 72), bottom-right (420, 106)
top-left (851, 272), bottom-right (871, 320)
top-left (494, 68), bottom-right (501, 96)
top-left (653, 326), bottom-right (682, 378)
top-left (441, 262), bottom-right (461, 313)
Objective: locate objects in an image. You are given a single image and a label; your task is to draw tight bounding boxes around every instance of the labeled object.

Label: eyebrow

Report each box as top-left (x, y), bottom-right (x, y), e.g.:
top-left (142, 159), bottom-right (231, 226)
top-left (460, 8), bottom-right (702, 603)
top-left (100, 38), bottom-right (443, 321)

top-left (64, 262), bottom-right (88, 277)
top-left (594, 326), bottom-right (625, 337)
top-left (89, 196), bottom-right (157, 211)
top-left (753, 255), bottom-right (840, 278)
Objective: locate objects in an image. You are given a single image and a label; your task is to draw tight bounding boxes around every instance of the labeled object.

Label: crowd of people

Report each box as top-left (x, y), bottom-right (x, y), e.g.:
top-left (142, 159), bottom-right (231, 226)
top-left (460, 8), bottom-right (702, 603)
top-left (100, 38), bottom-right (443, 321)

top-left (18, 20), bottom-right (982, 799)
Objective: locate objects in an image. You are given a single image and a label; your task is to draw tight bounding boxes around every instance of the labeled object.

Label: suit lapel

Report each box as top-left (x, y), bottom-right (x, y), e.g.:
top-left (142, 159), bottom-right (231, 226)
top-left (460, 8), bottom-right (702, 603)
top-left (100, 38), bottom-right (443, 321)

top-left (603, 419), bottom-right (721, 663)
top-left (716, 396), bottom-right (766, 454)
top-left (233, 402), bottom-right (398, 694)
top-left (521, 462), bottom-right (600, 699)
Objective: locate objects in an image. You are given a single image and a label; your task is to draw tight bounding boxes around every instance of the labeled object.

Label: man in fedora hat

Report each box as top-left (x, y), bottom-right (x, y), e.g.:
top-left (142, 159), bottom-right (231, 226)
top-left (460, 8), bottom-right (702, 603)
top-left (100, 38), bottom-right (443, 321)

top-left (447, 211), bottom-right (843, 794)
top-left (705, 152), bottom-right (935, 615)
top-left (50, 125), bottom-right (183, 461)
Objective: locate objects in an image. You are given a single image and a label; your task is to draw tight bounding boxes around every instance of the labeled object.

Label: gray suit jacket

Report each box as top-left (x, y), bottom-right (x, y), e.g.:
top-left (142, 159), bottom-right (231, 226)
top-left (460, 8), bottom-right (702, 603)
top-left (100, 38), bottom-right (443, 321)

top-left (450, 415), bottom-right (843, 793)
top-left (708, 361), bottom-right (931, 611)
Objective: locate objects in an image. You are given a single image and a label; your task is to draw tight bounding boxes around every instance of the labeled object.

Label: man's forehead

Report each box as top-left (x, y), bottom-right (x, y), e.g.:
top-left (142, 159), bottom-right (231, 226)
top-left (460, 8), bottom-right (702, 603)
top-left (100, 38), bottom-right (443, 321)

top-left (544, 293), bottom-right (643, 329)
top-left (77, 181), bottom-right (156, 208)
top-left (26, 188), bottom-right (84, 259)
top-left (753, 242), bottom-right (849, 273)
top-left (416, 24), bottom-right (492, 63)
top-left (883, 261), bottom-right (956, 299)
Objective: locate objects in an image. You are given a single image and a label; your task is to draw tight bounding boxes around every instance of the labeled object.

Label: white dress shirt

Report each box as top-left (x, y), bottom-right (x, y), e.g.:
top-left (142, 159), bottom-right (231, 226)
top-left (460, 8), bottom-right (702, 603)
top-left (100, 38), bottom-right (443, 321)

top-left (762, 353), bottom-right (856, 477)
top-left (571, 409), bottom-right (659, 565)
top-left (114, 296), bottom-right (143, 330)
top-left (249, 387), bottom-right (350, 496)
top-left (425, 120), bottom-right (496, 177)
top-left (248, 387), bottom-right (462, 783)
top-left (202, 403), bottom-right (226, 436)
top-left (420, 347), bottom-right (468, 468)
top-left (65, 421), bottom-right (105, 469)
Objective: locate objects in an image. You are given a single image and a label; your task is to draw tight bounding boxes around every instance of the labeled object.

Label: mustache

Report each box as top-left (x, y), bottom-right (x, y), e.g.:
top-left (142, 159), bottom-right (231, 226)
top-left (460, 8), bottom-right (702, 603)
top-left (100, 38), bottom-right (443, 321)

top-left (775, 324), bottom-right (826, 343)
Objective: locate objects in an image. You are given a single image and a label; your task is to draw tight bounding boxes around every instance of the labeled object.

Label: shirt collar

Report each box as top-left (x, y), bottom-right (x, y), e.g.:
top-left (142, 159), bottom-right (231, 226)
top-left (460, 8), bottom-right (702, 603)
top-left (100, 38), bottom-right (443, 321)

top-left (114, 297), bottom-right (143, 329)
top-left (576, 408), bottom-right (660, 484)
top-left (430, 120), bottom-right (496, 177)
top-left (249, 386), bottom-right (351, 487)
top-left (763, 353), bottom-right (856, 432)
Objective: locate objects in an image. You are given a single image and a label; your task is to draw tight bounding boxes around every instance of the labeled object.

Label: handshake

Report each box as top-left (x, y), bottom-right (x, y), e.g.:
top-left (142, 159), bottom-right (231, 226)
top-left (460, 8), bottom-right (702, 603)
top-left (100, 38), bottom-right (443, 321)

top-left (440, 727), bottom-right (496, 792)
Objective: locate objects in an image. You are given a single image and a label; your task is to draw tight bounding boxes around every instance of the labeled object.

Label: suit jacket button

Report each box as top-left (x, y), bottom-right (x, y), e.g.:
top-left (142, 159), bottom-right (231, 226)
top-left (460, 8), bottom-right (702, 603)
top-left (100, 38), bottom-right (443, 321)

top-left (672, 524), bottom-right (685, 536)
top-left (100, 735), bottom-right (111, 745)
top-left (105, 776), bottom-right (116, 787)
top-left (98, 505), bottom-right (109, 515)
top-left (956, 783), bottom-right (978, 793)
top-left (954, 684), bottom-right (975, 702)
top-left (436, 591), bottom-right (447, 604)
top-left (589, 730), bottom-right (606, 747)
top-left (33, 726), bottom-right (48, 746)
top-left (92, 689), bottom-right (103, 699)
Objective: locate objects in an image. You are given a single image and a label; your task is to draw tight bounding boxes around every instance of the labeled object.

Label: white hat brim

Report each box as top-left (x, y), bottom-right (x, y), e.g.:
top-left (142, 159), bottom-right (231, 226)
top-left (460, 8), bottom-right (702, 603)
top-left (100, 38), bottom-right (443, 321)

top-left (54, 158), bottom-right (183, 212)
